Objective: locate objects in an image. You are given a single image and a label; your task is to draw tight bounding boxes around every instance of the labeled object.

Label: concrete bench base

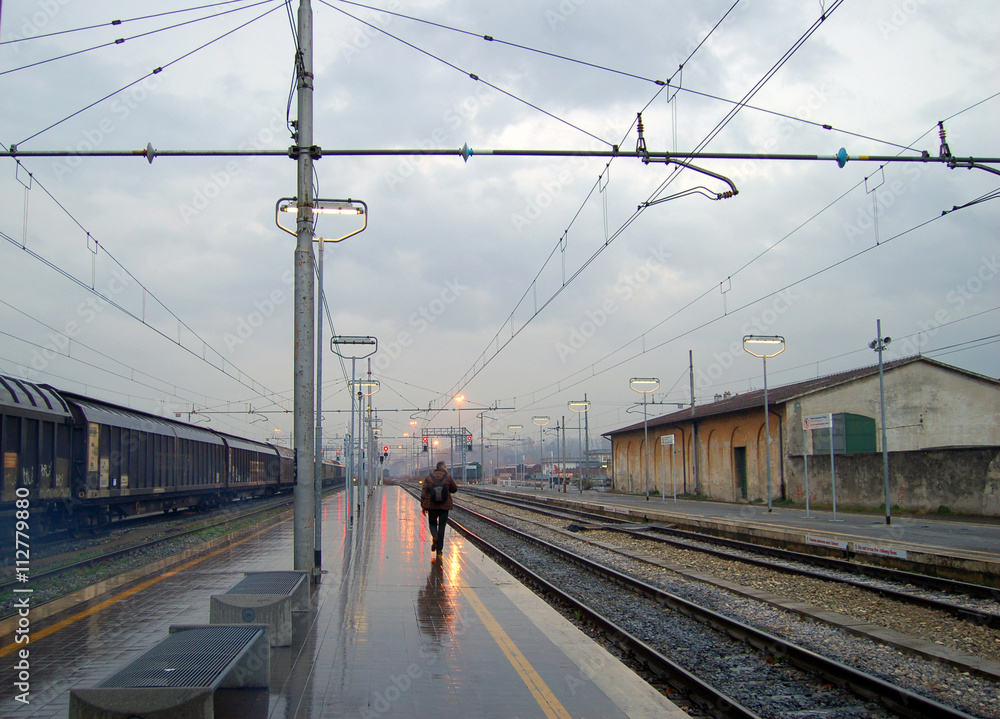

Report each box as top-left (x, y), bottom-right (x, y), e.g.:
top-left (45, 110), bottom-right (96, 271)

top-left (210, 593), bottom-right (293, 647)
top-left (210, 570), bottom-right (310, 647)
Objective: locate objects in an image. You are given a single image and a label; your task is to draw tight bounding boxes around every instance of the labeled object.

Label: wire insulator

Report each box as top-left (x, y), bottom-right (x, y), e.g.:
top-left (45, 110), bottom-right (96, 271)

top-left (938, 120), bottom-right (952, 159)
top-left (635, 112), bottom-right (648, 158)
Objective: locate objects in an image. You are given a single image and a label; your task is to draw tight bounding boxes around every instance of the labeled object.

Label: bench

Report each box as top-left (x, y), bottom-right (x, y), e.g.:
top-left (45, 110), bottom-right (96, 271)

top-left (210, 570), bottom-right (309, 647)
top-left (69, 623), bottom-right (269, 719)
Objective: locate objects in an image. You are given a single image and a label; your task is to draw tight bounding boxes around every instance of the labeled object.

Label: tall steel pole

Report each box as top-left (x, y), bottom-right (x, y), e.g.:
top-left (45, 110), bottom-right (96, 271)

top-left (349, 359), bottom-right (357, 526)
top-left (874, 319), bottom-right (892, 525)
top-left (583, 393), bottom-right (589, 494)
top-left (293, 0), bottom-right (316, 579)
top-left (313, 236), bottom-right (324, 571)
top-left (643, 395), bottom-right (650, 500)
top-left (689, 351), bottom-right (698, 495)
top-left (762, 354), bottom-right (772, 512)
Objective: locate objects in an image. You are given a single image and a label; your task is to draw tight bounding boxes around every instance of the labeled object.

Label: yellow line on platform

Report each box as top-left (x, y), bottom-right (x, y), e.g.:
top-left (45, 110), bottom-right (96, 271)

top-left (0, 522), bottom-right (280, 658)
top-left (460, 584), bottom-right (572, 719)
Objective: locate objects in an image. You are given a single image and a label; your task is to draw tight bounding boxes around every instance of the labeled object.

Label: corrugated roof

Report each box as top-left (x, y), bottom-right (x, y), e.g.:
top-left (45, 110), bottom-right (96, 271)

top-left (0, 375), bottom-right (71, 418)
top-left (64, 395), bottom-right (224, 444)
top-left (604, 356), bottom-right (998, 437)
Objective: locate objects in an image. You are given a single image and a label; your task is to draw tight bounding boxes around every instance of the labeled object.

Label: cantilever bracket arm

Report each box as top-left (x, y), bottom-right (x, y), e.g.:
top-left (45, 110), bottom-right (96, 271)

top-left (640, 159), bottom-right (739, 209)
top-left (947, 159), bottom-right (1000, 177)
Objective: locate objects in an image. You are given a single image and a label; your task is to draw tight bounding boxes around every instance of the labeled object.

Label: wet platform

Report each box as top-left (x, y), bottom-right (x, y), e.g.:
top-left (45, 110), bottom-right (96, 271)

top-left (0, 486), bottom-right (682, 718)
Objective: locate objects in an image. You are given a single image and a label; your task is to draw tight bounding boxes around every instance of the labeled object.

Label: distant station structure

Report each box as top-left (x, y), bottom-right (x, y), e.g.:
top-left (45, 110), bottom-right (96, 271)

top-left (604, 356), bottom-right (1000, 516)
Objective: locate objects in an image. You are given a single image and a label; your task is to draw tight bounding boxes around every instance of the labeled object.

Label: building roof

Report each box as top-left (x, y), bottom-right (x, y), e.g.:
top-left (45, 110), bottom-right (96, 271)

top-left (603, 356), bottom-right (999, 438)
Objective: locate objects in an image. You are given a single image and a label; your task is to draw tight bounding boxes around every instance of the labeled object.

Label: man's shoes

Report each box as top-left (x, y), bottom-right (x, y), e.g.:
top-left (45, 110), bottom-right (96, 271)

top-left (431, 541), bottom-right (437, 552)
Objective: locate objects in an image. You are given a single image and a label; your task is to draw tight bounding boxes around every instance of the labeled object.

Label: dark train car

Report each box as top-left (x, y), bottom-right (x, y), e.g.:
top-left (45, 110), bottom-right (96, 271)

top-left (447, 461), bottom-right (482, 482)
top-left (217, 433), bottom-right (282, 498)
top-left (0, 376), bottom-right (74, 534)
top-left (63, 393), bottom-right (227, 528)
top-left (3, 374), bottom-right (347, 536)
top-left (277, 444), bottom-right (296, 488)
top-left (322, 458), bottom-right (344, 486)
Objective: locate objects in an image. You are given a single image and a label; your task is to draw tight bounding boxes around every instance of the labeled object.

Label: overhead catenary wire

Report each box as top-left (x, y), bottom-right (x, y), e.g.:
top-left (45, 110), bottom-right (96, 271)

top-left (13, 1), bottom-right (287, 147)
top-left (0, 0), bottom-right (274, 46)
top-left (509, 206), bottom-right (955, 415)
top-left (507, 98), bottom-right (1000, 409)
top-left (436, 1), bottom-right (848, 413)
top-left (0, 0), bottom-right (282, 77)
top-left (0, 142), bottom-right (299, 396)
top-left (316, 0), bottom-right (614, 148)
top-left (406, 1), bottom-right (750, 426)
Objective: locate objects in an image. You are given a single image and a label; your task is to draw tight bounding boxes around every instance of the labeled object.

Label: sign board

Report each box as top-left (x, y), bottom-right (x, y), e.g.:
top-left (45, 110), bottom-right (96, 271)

top-left (660, 435), bottom-right (675, 446)
top-left (803, 413), bottom-right (833, 431)
top-left (854, 543), bottom-right (908, 560)
top-left (806, 535), bottom-right (848, 551)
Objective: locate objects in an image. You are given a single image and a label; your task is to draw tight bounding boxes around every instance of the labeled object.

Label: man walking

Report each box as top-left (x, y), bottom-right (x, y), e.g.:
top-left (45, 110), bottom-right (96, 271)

top-left (421, 461), bottom-right (458, 558)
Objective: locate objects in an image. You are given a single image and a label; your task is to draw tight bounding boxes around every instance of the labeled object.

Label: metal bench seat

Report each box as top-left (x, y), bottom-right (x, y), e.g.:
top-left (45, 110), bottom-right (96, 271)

top-left (69, 624), bottom-right (269, 719)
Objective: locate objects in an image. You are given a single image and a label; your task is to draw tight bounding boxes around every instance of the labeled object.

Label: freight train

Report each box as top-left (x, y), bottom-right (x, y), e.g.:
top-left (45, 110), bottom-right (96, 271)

top-left (0, 374), bottom-right (342, 536)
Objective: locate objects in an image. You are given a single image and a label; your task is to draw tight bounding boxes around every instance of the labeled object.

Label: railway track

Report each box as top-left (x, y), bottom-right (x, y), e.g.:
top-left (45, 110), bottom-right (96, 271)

top-left (463, 488), bottom-right (1000, 627)
top-left (419, 488), bottom-right (997, 718)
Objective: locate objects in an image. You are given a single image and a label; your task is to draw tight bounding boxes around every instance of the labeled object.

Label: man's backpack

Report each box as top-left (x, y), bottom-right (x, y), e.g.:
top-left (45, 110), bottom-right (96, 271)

top-left (429, 475), bottom-right (447, 504)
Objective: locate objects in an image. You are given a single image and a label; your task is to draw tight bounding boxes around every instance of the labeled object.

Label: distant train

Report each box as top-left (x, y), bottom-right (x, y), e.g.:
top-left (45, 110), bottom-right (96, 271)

top-left (415, 462), bottom-right (483, 482)
top-left (447, 462), bottom-right (483, 482)
top-left (0, 374), bottom-right (343, 535)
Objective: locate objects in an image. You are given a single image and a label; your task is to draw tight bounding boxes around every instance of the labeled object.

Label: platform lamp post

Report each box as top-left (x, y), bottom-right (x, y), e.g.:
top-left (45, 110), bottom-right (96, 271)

top-left (274, 195), bottom-right (368, 580)
top-left (568, 399), bottom-right (590, 494)
top-left (353, 378), bottom-right (379, 517)
top-left (410, 420), bottom-right (418, 476)
top-left (507, 424), bottom-right (523, 485)
top-left (743, 335), bottom-right (785, 512)
top-left (490, 431), bottom-right (505, 484)
top-left (331, 336), bottom-right (377, 529)
top-left (454, 395), bottom-right (465, 483)
top-left (629, 378), bottom-right (659, 500)
top-left (531, 416), bottom-right (550, 487)
top-left (869, 321), bottom-right (892, 526)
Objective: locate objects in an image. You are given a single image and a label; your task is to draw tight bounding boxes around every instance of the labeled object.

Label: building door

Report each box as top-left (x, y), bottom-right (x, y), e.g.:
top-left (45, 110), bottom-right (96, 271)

top-left (733, 446), bottom-right (747, 499)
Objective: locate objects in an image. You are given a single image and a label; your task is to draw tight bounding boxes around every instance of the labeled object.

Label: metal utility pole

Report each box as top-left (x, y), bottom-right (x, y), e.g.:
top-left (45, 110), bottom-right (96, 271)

top-left (583, 393), bottom-right (589, 492)
top-left (689, 351), bottom-right (698, 496)
top-left (314, 235), bottom-right (324, 572)
top-left (292, 0), bottom-right (316, 580)
top-left (561, 414), bottom-right (567, 493)
top-left (871, 320), bottom-right (893, 525)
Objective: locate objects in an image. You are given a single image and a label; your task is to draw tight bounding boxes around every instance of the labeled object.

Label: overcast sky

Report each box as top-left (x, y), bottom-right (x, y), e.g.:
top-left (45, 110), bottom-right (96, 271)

top-left (1, 0), bottom-right (998, 457)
